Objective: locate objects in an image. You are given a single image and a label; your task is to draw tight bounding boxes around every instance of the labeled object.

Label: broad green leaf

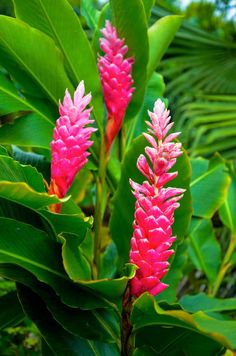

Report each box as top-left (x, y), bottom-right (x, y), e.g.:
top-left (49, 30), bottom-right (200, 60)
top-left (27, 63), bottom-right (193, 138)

top-left (92, 3), bottom-right (111, 55)
top-left (13, 0), bottom-right (104, 131)
top-left (190, 156), bottom-right (230, 218)
top-left (17, 284), bottom-right (119, 356)
top-left (142, 0), bottom-right (155, 21)
top-left (219, 170), bottom-right (236, 232)
top-left (0, 114), bottom-right (53, 149)
top-left (0, 218), bottom-right (135, 303)
top-left (127, 72), bottom-right (165, 142)
top-left (147, 15), bottom-right (183, 80)
top-left (77, 264), bottom-right (136, 299)
top-left (188, 218), bottom-right (221, 285)
top-left (99, 242), bottom-right (118, 279)
top-left (0, 264), bottom-right (113, 310)
top-left (81, 0), bottom-right (100, 31)
top-left (0, 72), bottom-right (55, 121)
top-left (34, 285), bottom-right (120, 344)
top-left (60, 233), bottom-right (92, 280)
top-left (110, 0), bottom-right (149, 120)
top-left (0, 155), bottom-right (60, 209)
top-left (110, 135), bottom-right (191, 268)
top-left (132, 293), bottom-right (236, 351)
top-left (0, 16), bottom-right (73, 104)
top-left (0, 155), bottom-right (45, 191)
top-left (180, 293), bottom-right (236, 313)
top-left (0, 221), bottom-right (114, 310)
top-left (0, 291), bottom-right (25, 329)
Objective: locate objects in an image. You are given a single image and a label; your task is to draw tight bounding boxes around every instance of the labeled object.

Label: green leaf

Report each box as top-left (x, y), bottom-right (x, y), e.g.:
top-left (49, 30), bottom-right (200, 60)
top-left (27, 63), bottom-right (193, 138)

top-left (0, 114), bottom-right (53, 149)
top-left (76, 264), bottom-right (136, 300)
top-left (128, 72), bottom-right (165, 142)
top-left (131, 293), bottom-right (236, 351)
top-left (180, 293), bottom-right (236, 314)
top-left (17, 284), bottom-right (118, 356)
top-left (0, 16), bottom-right (73, 104)
top-left (0, 72), bottom-right (55, 121)
top-left (13, 0), bottom-right (104, 131)
top-left (0, 291), bottom-right (25, 329)
top-left (141, 0), bottom-right (155, 21)
top-left (60, 233), bottom-right (92, 280)
top-left (81, 0), bottom-right (100, 31)
top-left (35, 285), bottom-right (120, 344)
top-left (0, 264), bottom-right (114, 310)
top-left (188, 218), bottom-right (221, 285)
top-left (219, 170), bottom-right (236, 232)
top-left (190, 156), bottom-right (230, 218)
top-left (0, 155), bottom-right (60, 209)
top-left (147, 15), bottom-right (183, 80)
top-left (0, 155), bottom-right (45, 191)
top-left (110, 135), bottom-right (191, 268)
top-left (110, 0), bottom-right (149, 120)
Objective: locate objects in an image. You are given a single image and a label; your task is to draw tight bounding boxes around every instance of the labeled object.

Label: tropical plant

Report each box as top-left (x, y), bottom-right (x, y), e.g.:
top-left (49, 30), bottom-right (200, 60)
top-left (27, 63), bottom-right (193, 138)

top-left (0, 1), bottom-right (236, 355)
top-left (152, 5), bottom-right (236, 159)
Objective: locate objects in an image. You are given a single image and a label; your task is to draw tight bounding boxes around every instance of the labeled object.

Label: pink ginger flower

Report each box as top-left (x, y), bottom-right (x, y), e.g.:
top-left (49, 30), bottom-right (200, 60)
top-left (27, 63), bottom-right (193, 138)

top-left (49, 81), bottom-right (96, 212)
top-left (98, 20), bottom-right (135, 152)
top-left (129, 99), bottom-right (185, 297)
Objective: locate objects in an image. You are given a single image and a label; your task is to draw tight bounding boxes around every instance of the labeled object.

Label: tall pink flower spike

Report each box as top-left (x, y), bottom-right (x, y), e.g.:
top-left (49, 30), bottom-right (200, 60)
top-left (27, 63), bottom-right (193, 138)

top-left (129, 99), bottom-right (185, 297)
top-left (49, 81), bottom-right (96, 212)
top-left (98, 20), bottom-right (135, 152)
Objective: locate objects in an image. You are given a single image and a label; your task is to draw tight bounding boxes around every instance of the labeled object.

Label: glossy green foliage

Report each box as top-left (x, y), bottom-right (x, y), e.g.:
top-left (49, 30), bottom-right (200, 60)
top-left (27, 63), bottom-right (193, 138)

top-left (13, 0), bottom-right (104, 131)
top-left (110, 0), bottom-right (149, 120)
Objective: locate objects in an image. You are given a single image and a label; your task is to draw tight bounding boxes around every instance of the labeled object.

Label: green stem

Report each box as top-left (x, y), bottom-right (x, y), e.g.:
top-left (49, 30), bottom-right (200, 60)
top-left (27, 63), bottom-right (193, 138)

top-left (121, 285), bottom-right (134, 356)
top-left (210, 232), bottom-right (236, 297)
top-left (93, 136), bottom-right (107, 279)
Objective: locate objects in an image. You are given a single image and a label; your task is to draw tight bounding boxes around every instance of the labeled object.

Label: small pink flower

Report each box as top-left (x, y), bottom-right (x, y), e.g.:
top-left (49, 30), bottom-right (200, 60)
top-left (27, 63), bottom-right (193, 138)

top-left (129, 99), bottom-right (185, 297)
top-left (49, 81), bottom-right (96, 212)
top-left (98, 20), bottom-right (135, 152)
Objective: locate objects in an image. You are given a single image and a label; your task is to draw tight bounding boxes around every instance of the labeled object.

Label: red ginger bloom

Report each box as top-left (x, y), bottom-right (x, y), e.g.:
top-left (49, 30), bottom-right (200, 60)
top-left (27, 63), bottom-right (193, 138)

top-left (98, 20), bottom-right (135, 152)
top-left (129, 99), bottom-right (185, 297)
top-left (49, 81), bottom-right (96, 209)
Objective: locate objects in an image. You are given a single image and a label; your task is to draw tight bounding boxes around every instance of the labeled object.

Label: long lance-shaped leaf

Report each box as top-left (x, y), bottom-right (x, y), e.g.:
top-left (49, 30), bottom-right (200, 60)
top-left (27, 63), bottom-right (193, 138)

top-left (110, 0), bottom-right (149, 121)
top-left (17, 284), bottom-right (120, 356)
top-left (132, 294), bottom-right (236, 352)
top-left (13, 0), bottom-right (104, 131)
top-left (0, 16), bottom-right (73, 105)
top-left (0, 291), bottom-right (25, 329)
top-left (147, 15), bottom-right (183, 80)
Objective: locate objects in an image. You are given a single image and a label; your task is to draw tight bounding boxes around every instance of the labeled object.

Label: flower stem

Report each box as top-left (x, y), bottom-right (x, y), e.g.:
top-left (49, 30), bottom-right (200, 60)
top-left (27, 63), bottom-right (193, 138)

top-left (210, 232), bottom-right (236, 297)
top-left (93, 136), bottom-right (107, 279)
top-left (121, 285), bottom-right (134, 356)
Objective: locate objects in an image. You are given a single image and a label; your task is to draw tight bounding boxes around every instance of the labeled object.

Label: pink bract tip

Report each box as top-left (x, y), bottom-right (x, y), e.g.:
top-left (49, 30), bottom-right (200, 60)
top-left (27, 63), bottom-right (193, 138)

top-left (49, 81), bottom-right (96, 212)
top-left (98, 20), bottom-right (135, 152)
top-left (129, 99), bottom-right (185, 297)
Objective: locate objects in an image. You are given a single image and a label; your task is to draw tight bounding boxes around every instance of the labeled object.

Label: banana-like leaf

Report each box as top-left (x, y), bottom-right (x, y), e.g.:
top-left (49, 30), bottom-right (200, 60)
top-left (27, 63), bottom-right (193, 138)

top-left (0, 16), bottom-right (73, 104)
top-left (13, 0), bottom-right (104, 131)
top-left (0, 291), bottom-right (25, 329)
top-left (110, 0), bottom-right (149, 121)
top-left (132, 293), bottom-right (236, 352)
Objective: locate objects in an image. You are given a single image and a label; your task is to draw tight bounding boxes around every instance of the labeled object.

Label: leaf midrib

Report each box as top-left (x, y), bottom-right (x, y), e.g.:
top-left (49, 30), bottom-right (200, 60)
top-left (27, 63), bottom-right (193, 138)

top-left (37, 0), bottom-right (80, 83)
top-left (0, 23), bottom-right (57, 104)
top-left (0, 249), bottom-right (68, 280)
top-left (190, 165), bottom-right (222, 188)
top-left (0, 83), bottom-right (54, 124)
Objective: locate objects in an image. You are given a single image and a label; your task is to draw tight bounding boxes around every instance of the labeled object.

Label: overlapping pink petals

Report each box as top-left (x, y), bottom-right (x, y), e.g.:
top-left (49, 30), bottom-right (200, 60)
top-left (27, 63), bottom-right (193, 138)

top-left (98, 20), bottom-right (135, 151)
top-left (129, 99), bottom-right (185, 297)
top-left (49, 81), bottom-right (96, 211)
